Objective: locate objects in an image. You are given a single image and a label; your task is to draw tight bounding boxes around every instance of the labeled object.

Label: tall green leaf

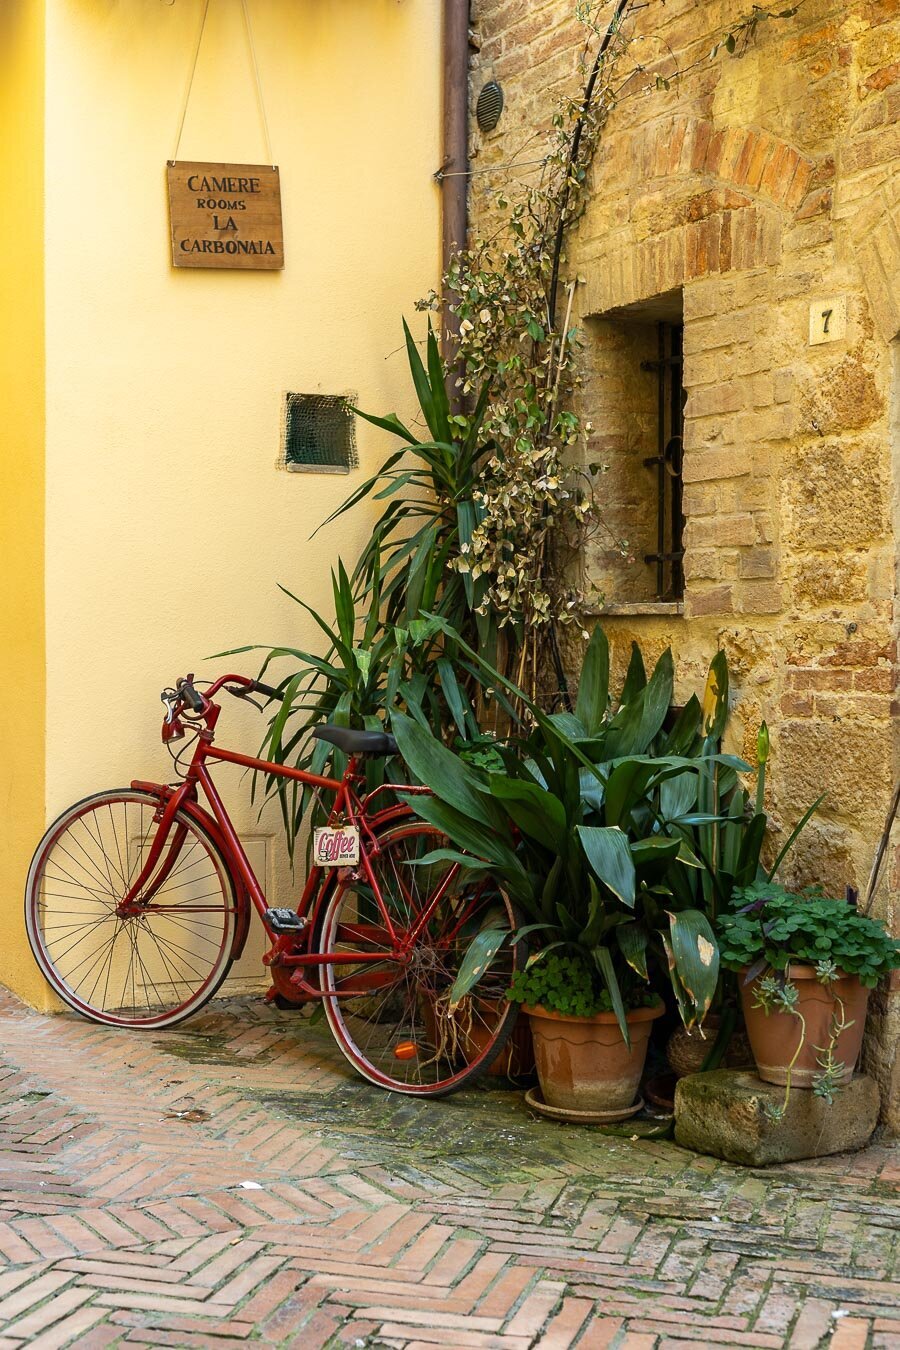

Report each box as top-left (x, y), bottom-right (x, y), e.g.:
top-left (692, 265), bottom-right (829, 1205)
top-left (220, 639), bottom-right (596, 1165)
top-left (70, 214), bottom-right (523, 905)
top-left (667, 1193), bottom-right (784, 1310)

top-left (577, 826), bottom-right (636, 907)
top-left (425, 321), bottom-right (451, 444)
top-left (604, 760), bottom-right (658, 829)
top-left (616, 923), bottom-right (648, 980)
top-left (574, 626), bottom-right (610, 735)
top-left (448, 928), bottom-right (509, 1010)
top-left (663, 695), bottom-right (702, 755)
top-left (402, 318), bottom-right (441, 441)
top-left (637, 647), bottom-right (675, 751)
top-left (666, 909), bottom-right (719, 1027)
top-left (702, 649), bottom-right (729, 740)
top-left (487, 775), bottom-right (567, 853)
top-left (618, 642), bottom-right (647, 708)
top-left (391, 712), bottom-right (492, 825)
top-left (579, 877), bottom-right (605, 947)
top-left (592, 946), bottom-right (630, 1047)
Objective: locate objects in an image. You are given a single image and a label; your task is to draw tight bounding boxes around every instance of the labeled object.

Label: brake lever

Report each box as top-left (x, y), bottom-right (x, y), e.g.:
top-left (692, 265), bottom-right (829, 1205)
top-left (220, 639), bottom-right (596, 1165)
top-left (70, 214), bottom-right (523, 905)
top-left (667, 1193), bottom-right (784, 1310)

top-left (226, 684), bottom-right (266, 713)
top-left (160, 688), bottom-right (179, 724)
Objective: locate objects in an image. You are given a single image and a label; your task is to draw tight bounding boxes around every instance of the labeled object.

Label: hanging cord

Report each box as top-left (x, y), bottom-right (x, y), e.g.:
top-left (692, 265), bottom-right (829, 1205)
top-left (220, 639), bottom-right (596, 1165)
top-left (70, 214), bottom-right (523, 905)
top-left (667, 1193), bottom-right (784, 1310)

top-left (241, 0), bottom-right (275, 168)
top-left (171, 0), bottom-right (274, 167)
top-left (172, 0), bottom-right (211, 163)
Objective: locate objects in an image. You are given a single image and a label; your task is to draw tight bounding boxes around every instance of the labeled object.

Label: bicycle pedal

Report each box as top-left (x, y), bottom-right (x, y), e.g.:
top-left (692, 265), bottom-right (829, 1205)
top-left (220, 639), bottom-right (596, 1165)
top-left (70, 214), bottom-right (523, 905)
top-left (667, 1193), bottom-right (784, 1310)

top-left (265, 908), bottom-right (307, 934)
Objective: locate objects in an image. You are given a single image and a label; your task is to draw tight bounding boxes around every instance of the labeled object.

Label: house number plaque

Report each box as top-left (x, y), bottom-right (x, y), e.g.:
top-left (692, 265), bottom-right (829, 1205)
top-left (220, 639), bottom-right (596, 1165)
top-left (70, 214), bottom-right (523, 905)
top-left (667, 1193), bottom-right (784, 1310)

top-left (166, 161), bottom-right (284, 271)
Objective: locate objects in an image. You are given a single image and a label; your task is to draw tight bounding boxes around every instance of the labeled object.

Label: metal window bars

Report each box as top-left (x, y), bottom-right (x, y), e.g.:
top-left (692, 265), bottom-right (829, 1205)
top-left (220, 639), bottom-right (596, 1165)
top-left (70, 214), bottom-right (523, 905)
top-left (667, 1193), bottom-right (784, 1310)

top-left (641, 323), bottom-right (685, 600)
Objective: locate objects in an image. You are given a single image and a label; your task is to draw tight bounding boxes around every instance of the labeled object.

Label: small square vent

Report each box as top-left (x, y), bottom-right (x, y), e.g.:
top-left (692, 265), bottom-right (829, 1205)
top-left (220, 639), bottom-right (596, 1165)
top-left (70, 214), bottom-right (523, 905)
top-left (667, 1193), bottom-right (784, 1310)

top-left (282, 393), bottom-right (358, 473)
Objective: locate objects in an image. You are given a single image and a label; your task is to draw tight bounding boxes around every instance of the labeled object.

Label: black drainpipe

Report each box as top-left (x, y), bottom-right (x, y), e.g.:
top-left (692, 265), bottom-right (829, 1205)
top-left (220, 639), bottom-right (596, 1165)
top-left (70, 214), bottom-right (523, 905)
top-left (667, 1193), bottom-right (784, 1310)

top-left (441, 0), bottom-right (469, 387)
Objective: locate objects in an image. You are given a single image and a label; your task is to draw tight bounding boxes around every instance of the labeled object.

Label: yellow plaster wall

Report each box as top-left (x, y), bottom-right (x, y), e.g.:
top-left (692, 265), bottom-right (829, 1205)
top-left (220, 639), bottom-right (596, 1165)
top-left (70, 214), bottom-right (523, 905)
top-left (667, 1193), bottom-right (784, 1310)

top-left (30, 0), bottom-right (440, 997)
top-left (0, 1), bottom-right (50, 1007)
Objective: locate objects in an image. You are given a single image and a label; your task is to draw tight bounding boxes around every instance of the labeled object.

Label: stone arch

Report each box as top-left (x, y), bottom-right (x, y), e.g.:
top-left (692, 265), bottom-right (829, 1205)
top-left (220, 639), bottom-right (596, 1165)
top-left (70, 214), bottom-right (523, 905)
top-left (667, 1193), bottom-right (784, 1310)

top-left (580, 116), bottom-right (815, 315)
top-left (626, 116), bottom-right (814, 214)
top-left (582, 202), bottom-right (781, 315)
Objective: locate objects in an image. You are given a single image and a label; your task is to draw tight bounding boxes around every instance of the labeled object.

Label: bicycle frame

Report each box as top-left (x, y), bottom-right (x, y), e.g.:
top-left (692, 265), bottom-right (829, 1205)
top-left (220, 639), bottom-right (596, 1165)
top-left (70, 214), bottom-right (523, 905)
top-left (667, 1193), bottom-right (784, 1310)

top-left (124, 675), bottom-right (457, 1004)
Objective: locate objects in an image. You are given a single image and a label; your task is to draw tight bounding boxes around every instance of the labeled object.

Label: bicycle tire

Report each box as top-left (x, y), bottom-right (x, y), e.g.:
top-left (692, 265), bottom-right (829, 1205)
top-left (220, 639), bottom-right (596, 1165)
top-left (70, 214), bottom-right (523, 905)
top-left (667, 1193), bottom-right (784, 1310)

top-left (25, 788), bottom-right (239, 1028)
top-left (318, 822), bottom-right (524, 1096)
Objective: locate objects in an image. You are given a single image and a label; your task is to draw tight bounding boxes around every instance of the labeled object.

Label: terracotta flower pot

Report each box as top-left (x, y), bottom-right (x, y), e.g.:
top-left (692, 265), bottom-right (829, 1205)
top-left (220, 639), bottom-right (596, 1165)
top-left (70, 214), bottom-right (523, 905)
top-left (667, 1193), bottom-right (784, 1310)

top-left (421, 996), bottom-right (535, 1079)
top-left (524, 1002), bottom-right (664, 1112)
top-left (740, 964), bottom-right (870, 1088)
top-left (666, 1013), bottom-right (752, 1078)
top-left (461, 998), bottom-right (535, 1079)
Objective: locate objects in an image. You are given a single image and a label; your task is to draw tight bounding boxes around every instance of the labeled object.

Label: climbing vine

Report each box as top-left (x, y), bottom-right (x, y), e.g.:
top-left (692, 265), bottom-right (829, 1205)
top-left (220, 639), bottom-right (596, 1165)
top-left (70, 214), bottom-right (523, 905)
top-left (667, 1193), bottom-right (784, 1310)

top-left (418, 0), bottom-right (803, 698)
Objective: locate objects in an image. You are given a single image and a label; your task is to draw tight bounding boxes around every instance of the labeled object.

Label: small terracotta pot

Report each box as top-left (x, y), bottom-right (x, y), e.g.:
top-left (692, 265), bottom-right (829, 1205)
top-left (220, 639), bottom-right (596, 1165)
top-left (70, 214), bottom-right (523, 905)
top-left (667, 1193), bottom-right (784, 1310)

top-left (461, 998), bottom-right (535, 1079)
top-left (740, 964), bottom-right (870, 1088)
top-left (524, 1002), bottom-right (664, 1112)
top-left (666, 1013), bottom-right (752, 1078)
top-left (421, 996), bottom-right (535, 1079)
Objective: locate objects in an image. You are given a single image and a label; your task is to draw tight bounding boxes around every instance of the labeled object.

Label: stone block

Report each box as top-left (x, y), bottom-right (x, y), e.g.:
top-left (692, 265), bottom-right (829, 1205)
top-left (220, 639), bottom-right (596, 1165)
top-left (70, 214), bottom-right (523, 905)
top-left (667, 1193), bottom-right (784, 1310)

top-left (687, 584), bottom-right (734, 617)
top-left (686, 514), bottom-right (756, 548)
top-left (674, 1070), bottom-right (880, 1166)
top-left (682, 449), bottom-right (751, 484)
top-left (735, 581), bottom-right (783, 614)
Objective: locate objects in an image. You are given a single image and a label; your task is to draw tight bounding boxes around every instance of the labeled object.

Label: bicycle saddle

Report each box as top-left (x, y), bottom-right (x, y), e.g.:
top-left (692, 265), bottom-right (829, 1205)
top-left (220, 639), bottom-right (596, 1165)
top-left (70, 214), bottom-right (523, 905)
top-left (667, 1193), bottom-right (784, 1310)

top-left (313, 725), bottom-right (399, 757)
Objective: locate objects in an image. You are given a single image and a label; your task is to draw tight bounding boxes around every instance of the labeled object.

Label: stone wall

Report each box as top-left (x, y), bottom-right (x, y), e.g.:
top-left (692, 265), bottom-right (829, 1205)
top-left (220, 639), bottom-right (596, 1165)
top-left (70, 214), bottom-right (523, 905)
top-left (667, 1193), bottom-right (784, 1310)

top-left (469, 0), bottom-right (900, 1125)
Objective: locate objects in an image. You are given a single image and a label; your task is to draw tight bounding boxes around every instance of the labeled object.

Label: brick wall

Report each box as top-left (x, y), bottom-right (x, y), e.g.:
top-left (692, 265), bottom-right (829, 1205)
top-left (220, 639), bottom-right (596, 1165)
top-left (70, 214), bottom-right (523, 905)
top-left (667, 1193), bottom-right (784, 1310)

top-left (469, 0), bottom-right (900, 1125)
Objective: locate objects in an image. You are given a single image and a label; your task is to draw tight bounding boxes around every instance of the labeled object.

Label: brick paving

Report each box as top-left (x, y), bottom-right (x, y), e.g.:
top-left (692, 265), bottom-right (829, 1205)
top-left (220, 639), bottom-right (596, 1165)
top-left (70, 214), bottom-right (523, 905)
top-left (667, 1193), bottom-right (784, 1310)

top-left (0, 991), bottom-right (897, 1348)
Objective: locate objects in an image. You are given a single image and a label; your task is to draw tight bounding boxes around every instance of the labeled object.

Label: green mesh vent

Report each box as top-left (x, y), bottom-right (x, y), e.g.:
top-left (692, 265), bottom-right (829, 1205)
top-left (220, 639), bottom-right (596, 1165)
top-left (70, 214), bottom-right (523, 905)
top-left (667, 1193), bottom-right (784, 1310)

top-left (283, 393), bottom-right (357, 473)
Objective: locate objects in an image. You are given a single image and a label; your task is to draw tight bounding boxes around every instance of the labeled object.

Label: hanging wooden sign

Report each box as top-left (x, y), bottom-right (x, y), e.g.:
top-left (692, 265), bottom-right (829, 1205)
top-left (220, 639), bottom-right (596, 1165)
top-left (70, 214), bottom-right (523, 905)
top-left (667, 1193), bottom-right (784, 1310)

top-left (166, 161), bottom-right (284, 271)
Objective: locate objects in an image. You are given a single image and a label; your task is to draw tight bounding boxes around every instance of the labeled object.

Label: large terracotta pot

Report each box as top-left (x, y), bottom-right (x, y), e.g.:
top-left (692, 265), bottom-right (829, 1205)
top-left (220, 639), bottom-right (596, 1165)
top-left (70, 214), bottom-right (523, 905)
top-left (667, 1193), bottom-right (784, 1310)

top-left (740, 964), bottom-right (870, 1088)
top-left (524, 1002), bottom-right (664, 1111)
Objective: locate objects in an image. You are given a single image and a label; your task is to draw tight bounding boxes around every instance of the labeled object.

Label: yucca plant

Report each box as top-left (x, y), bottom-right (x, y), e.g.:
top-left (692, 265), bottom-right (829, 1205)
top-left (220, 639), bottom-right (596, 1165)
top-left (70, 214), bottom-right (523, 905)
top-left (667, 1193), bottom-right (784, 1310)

top-left (390, 621), bottom-right (752, 1042)
top-left (217, 562), bottom-right (496, 860)
top-left (316, 319), bottom-right (505, 666)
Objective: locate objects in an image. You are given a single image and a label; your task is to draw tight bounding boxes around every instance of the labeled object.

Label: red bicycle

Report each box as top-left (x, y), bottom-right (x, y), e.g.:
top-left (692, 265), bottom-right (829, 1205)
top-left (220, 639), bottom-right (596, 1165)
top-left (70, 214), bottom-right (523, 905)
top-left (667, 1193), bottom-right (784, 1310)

top-left (25, 673), bottom-right (523, 1096)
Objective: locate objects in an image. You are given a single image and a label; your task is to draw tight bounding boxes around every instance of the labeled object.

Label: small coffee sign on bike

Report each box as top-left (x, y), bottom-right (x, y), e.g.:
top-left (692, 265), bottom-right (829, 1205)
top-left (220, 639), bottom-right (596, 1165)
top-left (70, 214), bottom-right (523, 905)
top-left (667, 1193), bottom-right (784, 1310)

top-left (314, 826), bottom-right (360, 867)
top-left (166, 161), bottom-right (284, 270)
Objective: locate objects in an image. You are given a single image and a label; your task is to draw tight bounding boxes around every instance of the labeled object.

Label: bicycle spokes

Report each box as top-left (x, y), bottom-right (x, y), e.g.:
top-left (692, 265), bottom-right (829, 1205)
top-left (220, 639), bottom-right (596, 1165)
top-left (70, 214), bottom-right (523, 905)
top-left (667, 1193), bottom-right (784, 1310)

top-left (320, 825), bottom-right (520, 1095)
top-left (27, 791), bottom-right (237, 1027)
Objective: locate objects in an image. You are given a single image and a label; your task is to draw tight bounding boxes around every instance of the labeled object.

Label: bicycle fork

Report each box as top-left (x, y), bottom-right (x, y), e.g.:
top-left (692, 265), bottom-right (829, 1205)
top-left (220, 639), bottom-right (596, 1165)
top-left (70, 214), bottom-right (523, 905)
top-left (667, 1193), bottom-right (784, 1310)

top-left (116, 783), bottom-right (195, 916)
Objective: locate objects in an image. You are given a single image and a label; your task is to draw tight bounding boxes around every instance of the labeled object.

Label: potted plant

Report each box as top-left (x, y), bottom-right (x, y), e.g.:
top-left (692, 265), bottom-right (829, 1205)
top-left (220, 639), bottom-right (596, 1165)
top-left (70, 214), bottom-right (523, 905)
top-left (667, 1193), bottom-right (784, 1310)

top-left (663, 721), bottom-right (821, 1080)
top-left (718, 882), bottom-right (900, 1117)
top-left (506, 951), bottom-right (661, 1113)
top-left (390, 622), bottom-right (748, 1113)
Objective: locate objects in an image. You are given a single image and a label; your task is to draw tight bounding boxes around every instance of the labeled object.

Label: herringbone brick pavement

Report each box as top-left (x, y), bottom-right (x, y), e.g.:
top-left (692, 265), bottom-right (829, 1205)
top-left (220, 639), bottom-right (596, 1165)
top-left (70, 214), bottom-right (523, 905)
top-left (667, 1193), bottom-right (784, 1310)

top-left (0, 991), bottom-right (897, 1348)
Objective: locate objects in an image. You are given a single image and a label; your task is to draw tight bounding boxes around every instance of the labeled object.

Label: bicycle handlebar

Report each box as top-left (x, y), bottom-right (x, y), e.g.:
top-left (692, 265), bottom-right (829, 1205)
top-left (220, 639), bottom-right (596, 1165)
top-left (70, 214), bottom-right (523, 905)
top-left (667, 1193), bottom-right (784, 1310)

top-left (175, 675), bottom-right (205, 713)
top-left (168, 673), bottom-right (288, 716)
top-left (248, 679), bottom-right (284, 701)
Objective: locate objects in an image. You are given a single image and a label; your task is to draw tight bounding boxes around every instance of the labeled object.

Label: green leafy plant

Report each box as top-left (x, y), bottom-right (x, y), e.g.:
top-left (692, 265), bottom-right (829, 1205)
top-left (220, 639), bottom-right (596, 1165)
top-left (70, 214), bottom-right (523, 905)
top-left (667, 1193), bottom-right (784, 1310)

top-left (507, 951), bottom-right (659, 1019)
top-left (317, 320), bottom-right (503, 666)
top-left (391, 620), bottom-right (750, 1043)
top-left (718, 883), bottom-right (900, 988)
top-left (218, 565), bottom-right (496, 858)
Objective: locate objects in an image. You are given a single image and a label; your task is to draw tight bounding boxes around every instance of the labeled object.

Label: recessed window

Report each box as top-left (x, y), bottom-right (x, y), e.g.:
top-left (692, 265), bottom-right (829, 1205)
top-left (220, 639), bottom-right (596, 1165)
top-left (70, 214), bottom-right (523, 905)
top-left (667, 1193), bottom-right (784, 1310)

top-left (641, 322), bottom-right (685, 600)
top-left (581, 291), bottom-right (686, 609)
top-left (282, 393), bottom-right (358, 474)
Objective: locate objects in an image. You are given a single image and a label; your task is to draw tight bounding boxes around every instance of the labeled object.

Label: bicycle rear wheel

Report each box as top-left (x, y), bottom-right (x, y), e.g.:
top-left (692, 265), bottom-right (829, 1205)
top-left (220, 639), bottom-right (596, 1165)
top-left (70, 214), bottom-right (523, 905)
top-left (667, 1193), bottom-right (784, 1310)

top-left (25, 789), bottom-right (238, 1028)
top-left (318, 823), bottom-right (523, 1096)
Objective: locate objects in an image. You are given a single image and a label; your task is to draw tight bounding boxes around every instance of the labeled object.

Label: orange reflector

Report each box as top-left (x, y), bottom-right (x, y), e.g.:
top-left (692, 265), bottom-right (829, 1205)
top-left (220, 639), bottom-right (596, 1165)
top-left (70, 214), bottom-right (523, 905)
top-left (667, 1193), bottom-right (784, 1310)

top-left (394, 1041), bottom-right (418, 1060)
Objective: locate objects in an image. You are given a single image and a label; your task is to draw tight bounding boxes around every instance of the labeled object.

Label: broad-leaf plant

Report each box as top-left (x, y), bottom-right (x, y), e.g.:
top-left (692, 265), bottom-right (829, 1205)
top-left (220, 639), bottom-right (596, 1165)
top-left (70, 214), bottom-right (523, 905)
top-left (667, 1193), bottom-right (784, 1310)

top-left (391, 622), bottom-right (752, 1045)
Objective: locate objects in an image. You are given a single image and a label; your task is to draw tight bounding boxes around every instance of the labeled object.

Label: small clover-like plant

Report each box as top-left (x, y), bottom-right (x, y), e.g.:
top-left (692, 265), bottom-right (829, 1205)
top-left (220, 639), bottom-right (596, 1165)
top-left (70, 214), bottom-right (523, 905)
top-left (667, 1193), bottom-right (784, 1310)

top-left (507, 951), bottom-right (658, 1021)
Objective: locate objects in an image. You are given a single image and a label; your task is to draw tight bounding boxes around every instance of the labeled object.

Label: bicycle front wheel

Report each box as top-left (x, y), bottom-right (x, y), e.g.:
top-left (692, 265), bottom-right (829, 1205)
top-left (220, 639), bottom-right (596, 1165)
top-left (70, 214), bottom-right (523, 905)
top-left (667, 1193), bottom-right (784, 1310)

top-left (319, 823), bottom-right (523, 1096)
top-left (25, 789), bottom-right (238, 1028)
